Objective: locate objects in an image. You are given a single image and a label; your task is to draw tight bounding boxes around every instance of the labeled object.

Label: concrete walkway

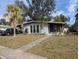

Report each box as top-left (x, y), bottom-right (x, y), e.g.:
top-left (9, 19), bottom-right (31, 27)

top-left (0, 46), bottom-right (47, 59)
top-left (17, 35), bottom-right (51, 52)
top-left (0, 35), bottom-right (51, 59)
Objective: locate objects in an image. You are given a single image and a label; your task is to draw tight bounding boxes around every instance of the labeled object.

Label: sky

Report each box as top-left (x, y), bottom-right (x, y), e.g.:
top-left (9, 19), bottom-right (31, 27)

top-left (55, 0), bottom-right (78, 25)
top-left (0, 0), bottom-right (78, 25)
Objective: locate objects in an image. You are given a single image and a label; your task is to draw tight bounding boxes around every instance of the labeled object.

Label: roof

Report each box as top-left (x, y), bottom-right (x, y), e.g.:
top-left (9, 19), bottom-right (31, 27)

top-left (23, 21), bottom-right (65, 25)
top-left (48, 21), bottom-right (65, 24)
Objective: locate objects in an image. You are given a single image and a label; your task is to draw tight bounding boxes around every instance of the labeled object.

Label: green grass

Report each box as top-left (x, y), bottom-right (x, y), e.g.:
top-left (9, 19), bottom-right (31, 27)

top-left (0, 34), bottom-right (44, 49)
top-left (27, 35), bottom-right (78, 59)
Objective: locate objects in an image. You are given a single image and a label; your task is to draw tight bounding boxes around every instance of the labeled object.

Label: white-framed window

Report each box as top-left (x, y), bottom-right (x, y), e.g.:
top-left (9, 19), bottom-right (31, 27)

top-left (30, 25), bottom-right (40, 33)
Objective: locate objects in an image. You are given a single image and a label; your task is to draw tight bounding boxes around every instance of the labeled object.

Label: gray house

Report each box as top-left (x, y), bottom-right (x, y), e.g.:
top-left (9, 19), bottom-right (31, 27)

top-left (23, 21), bottom-right (65, 35)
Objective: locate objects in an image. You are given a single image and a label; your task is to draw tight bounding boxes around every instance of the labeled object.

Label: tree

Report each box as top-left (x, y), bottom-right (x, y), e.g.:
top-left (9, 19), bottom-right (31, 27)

top-left (0, 19), bottom-right (6, 25)
top-left (70, 11), bottom-right (78, 33)
top-left (38, 16), bottom-right (50, 29)
top-left (15, 0), bottom-right (55, 29)
top-left (15, 0), bottom-right (29, 17)
top-left (54, 14), bottom-right (69, 22)
top-left (54, 14), bottom-right (70, 22)
top-left (30, 0), bottom-right (55, 20)
top-left (69, 8), bottom-right (78, 33)
top-left (54, 16), bottom-right (62, 22)
top-left (17, 15), bottom-right (25, 33)
top-left (60, 14), bottom-right (69, 22)
top-left (74, 11), bottom-right (78, 31)
top-left (6, 4), bottom-right (24, 37)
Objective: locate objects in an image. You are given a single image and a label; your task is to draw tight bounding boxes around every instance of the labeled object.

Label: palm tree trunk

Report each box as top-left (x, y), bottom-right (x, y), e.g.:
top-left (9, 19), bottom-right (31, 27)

top-left (13, 20), bottom-right (16, 37)
top-left (14, 27), bottom-right (16, 37)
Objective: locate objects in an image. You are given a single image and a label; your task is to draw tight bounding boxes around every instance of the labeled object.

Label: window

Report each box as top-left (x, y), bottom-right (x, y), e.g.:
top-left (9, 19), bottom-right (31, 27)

top-left (30, 25), bottom-right (32, 33)
top-left (33, 25), bottom-right (35, 33)
top-left (37, 25), bottom-right (39, 33)
top-left (30, 25), bottom-right (40, 33)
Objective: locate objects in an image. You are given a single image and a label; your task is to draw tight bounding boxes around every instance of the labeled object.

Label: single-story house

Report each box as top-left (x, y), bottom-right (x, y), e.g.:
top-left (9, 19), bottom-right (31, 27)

top-left (23, 21), bottom-right (65, 35)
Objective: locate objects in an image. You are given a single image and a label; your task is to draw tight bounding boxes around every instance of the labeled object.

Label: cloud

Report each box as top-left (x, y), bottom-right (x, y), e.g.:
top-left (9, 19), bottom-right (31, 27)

top-left (67, 0), bottom-right (78, 25)
top-left (52, 11), bottom-right (64, 17)
top-left (18, 0), bottom-right (29, 7)
top-left (0, 15), bottom-right (3, 19)
top-left (51, 10), bottom-right (68, 18)
top-left (68, 0), bottom-right (77, 15)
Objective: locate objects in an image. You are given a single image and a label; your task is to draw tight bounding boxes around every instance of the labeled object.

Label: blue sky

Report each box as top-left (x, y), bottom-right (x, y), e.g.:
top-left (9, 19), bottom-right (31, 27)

top-left (0, 0), bottom-right (78, 25)
top-left (0, 0), bottom-right (15, 15)
top-left (55, 0), bottom-right (77, 25)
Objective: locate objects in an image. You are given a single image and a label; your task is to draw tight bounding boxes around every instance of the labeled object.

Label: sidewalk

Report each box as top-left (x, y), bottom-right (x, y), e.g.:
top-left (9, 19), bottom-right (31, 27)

top-left (0, 46), bottom-right (47, 59)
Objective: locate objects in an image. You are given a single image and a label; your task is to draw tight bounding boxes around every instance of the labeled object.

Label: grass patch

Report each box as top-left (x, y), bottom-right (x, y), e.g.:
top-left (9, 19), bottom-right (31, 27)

top-left (0, 34), bottom-right (44, 49)
top-left (27, 35), bottom-right (78, 59)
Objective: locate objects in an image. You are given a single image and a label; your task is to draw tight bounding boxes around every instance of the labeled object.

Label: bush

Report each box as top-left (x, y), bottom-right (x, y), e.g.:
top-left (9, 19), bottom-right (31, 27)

top-left (25, 29), bottom-right (28, 33)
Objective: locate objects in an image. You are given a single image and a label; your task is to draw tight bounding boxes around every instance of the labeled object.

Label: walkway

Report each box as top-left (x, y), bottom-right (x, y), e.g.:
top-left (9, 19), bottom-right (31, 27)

top-left (17, 35), bottom-right (51, 51)
top-left (0, 35), bottom-right (51, 59)
top-left (0, 46), bottom-right (47, 59)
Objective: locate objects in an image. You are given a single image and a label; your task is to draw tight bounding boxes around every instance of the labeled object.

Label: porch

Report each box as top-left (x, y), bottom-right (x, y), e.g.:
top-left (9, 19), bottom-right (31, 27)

top-left (48, 22), bottom-right (65, 35)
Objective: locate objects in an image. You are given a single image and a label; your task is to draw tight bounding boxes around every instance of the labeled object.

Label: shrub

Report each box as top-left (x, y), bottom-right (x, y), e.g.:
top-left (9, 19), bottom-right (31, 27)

top-left (25, 29), bottom-right (28, 33)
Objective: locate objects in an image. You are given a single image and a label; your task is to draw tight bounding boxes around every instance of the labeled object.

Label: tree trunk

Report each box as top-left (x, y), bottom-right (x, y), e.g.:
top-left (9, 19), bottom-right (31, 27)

top-left (13, 19), bottom-right (16, 37)
top-left (14, 27), bottom-right (16, 37)
top-left (21, 24), bottom-right (25, 34)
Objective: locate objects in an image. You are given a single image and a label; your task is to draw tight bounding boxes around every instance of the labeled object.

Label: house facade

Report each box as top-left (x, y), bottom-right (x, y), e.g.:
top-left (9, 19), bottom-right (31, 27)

top-left (23, 21), bottom-right (65, 35)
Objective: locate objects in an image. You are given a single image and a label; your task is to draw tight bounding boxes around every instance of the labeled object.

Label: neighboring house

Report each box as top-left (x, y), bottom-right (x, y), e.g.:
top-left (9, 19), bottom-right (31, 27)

top-left (23, 21), bottom-right (65, 35)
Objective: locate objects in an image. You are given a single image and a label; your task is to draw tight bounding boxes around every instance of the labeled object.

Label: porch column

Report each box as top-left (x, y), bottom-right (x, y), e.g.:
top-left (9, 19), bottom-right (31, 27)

top-left (39, 25), bottom-right (41, 33)
top-left (32, 25), bottom-right (34, 33)
top-left (60, 25), bottom-right (63, 32)
top-left (35, 25), bottom-right (37, 33)
top-left (61, 25), bottom-right (64, 35)
top-left (62, 25), bottom-right (64, 32)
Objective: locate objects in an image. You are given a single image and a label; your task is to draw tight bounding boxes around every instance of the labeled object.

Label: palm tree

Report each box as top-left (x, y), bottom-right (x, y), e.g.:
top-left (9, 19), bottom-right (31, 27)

top-left (17, 15), bottom-right (24, 33)
top-left (6, 4), bottom-right (23, 37)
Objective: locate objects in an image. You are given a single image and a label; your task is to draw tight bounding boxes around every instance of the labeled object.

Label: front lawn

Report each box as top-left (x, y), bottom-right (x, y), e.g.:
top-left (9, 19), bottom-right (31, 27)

top-left (27, 35), bottom-right (78, 59)
top-left (0, 34), bottom-right (44, 49)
